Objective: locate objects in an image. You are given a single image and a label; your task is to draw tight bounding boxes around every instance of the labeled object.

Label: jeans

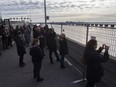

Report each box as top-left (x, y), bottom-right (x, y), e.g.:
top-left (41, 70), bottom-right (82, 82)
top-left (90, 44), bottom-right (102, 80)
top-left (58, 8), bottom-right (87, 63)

top-left (60, 55), bottom-right (65, 66)
top-left (19, 55), bottom-right (24, 65)
top-left (33, 61), bottom-right (42, 79)
top-left (49, 49), bottom-right (59, 63)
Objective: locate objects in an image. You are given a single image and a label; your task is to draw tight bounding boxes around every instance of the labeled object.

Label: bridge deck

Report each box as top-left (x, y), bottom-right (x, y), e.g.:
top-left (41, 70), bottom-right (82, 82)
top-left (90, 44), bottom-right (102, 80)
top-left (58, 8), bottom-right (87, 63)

top-left (0, 39), bottom-right (116, 87)
top-left (0, 43), bottom-right (85, 87)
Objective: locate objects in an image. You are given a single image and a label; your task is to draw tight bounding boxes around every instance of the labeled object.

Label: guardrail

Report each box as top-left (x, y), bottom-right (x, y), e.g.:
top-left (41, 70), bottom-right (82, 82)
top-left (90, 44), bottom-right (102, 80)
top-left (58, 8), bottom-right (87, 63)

top-left (40, 22), bottom-right (116, 87)
top-left (64, 38), bottom-right (116, 87)
top-left (48, 23), bottom-right (116, 60)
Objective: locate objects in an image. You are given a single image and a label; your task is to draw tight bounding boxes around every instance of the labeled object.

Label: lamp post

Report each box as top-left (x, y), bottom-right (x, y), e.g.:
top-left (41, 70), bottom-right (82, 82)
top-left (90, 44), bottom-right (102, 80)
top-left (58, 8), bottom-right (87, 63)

top-left (29, 9), bottom-right (32, 23)
top-left (44, 0), bottom-right (47, 25)
top-left (0, 12), bottom-right (2, 19)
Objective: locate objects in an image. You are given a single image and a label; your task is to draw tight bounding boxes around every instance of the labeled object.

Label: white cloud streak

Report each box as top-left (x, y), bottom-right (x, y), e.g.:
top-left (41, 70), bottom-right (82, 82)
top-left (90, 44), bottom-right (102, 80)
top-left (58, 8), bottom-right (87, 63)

top-left (0, 0), bottom-right (116, 22)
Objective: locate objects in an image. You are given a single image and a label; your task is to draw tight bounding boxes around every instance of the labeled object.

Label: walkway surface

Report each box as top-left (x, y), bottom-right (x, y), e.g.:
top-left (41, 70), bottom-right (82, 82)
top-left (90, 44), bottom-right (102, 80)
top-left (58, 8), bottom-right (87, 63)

top-left (0, 43), bottom-right (86, 87)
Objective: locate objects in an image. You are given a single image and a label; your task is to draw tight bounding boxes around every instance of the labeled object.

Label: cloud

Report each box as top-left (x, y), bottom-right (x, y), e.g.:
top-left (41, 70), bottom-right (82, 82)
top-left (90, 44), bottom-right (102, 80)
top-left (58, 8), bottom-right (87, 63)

top-left (0, 0), bottom-right (116, 22)
top-left (2, 11), bottom-right (28, 15)
top-left (49, 13), bottom-right (116, 22)
top-left (0, 0), bottom-right (44, 11)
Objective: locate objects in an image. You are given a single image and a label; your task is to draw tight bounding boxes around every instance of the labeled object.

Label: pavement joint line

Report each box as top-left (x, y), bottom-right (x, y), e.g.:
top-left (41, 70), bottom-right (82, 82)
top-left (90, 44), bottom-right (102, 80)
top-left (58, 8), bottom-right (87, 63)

top-left (65, 58), bottom-right (82, 75)
top-left (57, 50), bottom-right (87, 84)
top-left (57, 51), bottom-right (86, 84)
top-left (57, 50), bottom-right (82, 75)
top-left (63, 55), bottom-right (87, 84)
top-left (72, 78), bottom-right (87, 84)
top-left (65, 58), bottom-right (72, 66)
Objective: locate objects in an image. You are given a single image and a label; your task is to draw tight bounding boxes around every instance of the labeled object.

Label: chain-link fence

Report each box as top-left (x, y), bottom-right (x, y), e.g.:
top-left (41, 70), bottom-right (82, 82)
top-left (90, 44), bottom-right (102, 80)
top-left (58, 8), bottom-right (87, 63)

top-left (48, 23), bottom-right (116, 60)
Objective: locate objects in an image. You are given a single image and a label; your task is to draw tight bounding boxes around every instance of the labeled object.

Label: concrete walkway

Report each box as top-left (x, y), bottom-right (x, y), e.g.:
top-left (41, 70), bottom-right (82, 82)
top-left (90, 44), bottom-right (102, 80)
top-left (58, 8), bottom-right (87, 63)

top-left (0, 44), bottom-right (85, 87)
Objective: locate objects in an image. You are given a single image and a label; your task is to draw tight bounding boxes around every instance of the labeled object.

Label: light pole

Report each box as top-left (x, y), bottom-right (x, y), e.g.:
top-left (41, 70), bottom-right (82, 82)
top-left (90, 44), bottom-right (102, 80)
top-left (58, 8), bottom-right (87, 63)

top-left (29, 9), bottom-right (32, 23)
top-left (0, 12), bottom-right (2, 19)
top-left (44, 0), bottom-right (47, 25)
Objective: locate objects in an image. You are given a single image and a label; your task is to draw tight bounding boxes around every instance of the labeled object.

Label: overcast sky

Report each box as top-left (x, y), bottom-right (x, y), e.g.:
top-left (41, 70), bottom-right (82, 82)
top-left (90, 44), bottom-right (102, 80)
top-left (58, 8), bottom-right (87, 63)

top-left (0, 0), bottom-right (116, 22)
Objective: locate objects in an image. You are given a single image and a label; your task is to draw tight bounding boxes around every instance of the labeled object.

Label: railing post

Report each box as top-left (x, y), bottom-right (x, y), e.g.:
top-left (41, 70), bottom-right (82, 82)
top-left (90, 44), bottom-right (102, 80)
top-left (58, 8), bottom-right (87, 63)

top-left (86, 24), bottom-right (89, 44)
top-left (51, 23), bottom-right (52, 28)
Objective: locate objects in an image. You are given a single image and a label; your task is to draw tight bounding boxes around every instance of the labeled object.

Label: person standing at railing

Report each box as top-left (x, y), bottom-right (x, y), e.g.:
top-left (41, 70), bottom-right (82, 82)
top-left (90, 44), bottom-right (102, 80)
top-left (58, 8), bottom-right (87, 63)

top-left (83, 39), bottom-right (109, 87)
top-left (47, 28), bottom-right (60, 64)
top-left (58, 33), bottom-right (68, 69)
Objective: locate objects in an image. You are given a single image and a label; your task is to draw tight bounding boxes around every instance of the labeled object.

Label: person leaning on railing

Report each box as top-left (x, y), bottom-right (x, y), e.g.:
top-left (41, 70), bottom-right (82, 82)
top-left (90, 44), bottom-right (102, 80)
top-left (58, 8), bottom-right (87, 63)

top-left (83, 39), bottom-right (109, 87)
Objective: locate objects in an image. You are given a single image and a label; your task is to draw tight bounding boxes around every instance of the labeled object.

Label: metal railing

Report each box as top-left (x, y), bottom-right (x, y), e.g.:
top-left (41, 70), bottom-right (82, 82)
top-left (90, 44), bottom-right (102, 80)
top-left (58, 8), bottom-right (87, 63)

top-left (48, 23), bottom-right (116, 60)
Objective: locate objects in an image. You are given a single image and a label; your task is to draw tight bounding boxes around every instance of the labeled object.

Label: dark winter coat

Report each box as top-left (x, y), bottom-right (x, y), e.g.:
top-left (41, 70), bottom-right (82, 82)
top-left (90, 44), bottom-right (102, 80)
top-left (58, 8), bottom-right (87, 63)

top-left (2, 31), bottom-right (9, 40)
top-left (84, 47), bottom-right (109, 82)
top-left (39, 36), bottom-right (46, 48)
top-left (30, 45), bottom-right (44, 63)
top-left (15, 36), bottom-right (26, 56)
top-left (47, 32), bottom-right (57, 51)
top-left (33, 30), bottom-right (41, 38)
top-left (59, 38), bottom-right (68, 55)
top-left (0, 25), bottom-right (4, 36)
top-left (24, 27), bottom-right (31, 42)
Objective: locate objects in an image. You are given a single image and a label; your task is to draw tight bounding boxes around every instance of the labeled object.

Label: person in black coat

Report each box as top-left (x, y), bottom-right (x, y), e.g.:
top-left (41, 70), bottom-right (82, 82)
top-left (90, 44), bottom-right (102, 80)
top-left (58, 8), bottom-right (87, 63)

top-left (9, 25), bottom-right (15, 47)
top-left (2, 28), bottom-right (9, 50)
top-left (47, 28), bottom-right (60, 64)
top-left (38, 34), bottom-right (46, 56)
top-left (30, 39), bottom-right (44, 82)
top-left (83, 39), bottom-right (109, 87)
top-left (15, 31), bottom-right (26, 67)
top-left (33, 26), bottom-right (41, 39)
top-left (59, 33), bottom-right (68, 68)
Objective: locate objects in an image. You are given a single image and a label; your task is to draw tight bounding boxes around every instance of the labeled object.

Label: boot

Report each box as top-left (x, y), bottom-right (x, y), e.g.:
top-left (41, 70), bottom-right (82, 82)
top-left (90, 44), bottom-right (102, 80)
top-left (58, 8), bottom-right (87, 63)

top-left (37, 77), bottom-right (44, 82)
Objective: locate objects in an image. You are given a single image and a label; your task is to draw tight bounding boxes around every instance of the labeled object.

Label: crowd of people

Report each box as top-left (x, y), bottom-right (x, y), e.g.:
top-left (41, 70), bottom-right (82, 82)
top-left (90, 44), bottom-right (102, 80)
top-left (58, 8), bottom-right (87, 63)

top-left (0, 24), bottom-right (31, 50)
top-left (0, 24), bottom-right (109, 86)
top-left (1, 25), bottom-right (14, 50)
top-left (30, 25), bottom-right (69, 82)
top-left (9, 24), bottom-right (68, 82)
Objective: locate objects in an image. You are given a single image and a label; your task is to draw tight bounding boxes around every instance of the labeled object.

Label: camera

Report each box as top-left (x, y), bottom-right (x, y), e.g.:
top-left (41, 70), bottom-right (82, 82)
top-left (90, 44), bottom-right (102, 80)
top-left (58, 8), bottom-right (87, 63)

top-left (104, 45), bottom-right (109, 51)
top-left (105, 45), bottom-right (109, 48)
top-left (102, 44), bottom-right (109, 51)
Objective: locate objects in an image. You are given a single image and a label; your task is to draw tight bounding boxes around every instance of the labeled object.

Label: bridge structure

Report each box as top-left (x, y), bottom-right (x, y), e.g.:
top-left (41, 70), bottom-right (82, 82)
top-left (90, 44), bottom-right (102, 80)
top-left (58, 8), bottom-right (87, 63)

top-left (0, 22), bottom-right (116, 87)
